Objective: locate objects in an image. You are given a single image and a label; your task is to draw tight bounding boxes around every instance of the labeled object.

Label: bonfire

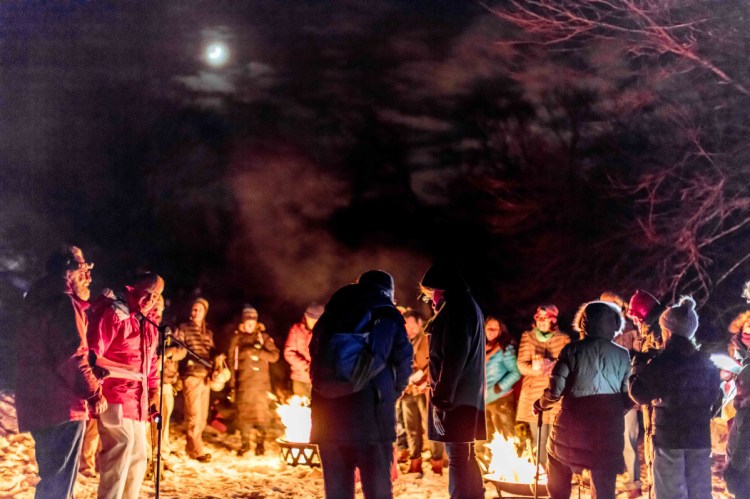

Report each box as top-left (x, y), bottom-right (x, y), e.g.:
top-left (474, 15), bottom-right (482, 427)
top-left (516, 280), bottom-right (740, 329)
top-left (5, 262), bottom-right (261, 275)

top-left (485, 431), bottom-right (547, 484)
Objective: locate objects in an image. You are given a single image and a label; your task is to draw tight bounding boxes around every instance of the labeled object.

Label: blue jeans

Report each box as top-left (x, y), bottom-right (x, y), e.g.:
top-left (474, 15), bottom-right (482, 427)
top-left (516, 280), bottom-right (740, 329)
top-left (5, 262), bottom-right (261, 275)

top-left (653, 446), bottom-right (711, 499)
top-left (318, 443), bottom-right (393, 499)
top-left (623, 407), bottom-right (641, 487)
top-left (31, 420), bottom-right (86, 499)
top-left (445, 442), bottom-right (484, 499)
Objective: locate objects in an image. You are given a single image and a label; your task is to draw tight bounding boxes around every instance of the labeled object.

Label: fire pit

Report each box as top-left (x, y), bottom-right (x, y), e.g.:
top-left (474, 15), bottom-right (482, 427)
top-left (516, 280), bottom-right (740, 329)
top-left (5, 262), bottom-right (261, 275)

top-left (275, 395), bottom-right (319, 467)
top-left (484, 476), bottom-right (549, 498)
top-left (277, 439), bottom-right (321, 467)
top-left (482, 432), bottom-right (549, 498)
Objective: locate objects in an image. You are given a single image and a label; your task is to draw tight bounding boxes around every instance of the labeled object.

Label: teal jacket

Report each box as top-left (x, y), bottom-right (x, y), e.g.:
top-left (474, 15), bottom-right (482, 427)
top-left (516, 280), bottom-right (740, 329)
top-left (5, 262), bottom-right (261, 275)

top-left (485, 344), bottom-right (521, 404)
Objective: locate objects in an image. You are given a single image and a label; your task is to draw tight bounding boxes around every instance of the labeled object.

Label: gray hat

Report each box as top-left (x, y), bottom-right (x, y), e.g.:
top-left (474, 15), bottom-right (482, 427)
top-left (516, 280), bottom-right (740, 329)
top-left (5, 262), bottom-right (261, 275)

top-left (304, 302), bottom-right (324, 320)
top-left (242, 304), bottom-right (258, 321)
top-left (659, 296), bottom-right (699, 340)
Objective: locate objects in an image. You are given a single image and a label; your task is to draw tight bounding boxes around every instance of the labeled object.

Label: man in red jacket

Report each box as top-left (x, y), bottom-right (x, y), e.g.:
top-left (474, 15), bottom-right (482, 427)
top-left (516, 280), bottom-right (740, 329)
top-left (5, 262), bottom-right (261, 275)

top-left (88, 272), bottom-right (164, 499)
top-left (16, 245), bottom-right (107, 499)
top-left (284, 302), bottom-right (324, 398)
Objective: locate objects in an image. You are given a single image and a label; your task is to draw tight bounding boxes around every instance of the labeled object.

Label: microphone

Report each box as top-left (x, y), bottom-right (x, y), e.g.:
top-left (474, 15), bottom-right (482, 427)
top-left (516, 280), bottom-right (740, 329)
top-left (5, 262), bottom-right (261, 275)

top-left (102, 288), bottom-right (126, 304)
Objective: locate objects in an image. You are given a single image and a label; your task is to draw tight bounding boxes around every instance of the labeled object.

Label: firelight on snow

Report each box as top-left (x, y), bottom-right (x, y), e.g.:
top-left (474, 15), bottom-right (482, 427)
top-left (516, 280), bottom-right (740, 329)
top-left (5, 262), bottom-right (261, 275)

top-left (205, 42), bottom-right (228, 66)
top-left (276, 395), bottom-right (311, 443)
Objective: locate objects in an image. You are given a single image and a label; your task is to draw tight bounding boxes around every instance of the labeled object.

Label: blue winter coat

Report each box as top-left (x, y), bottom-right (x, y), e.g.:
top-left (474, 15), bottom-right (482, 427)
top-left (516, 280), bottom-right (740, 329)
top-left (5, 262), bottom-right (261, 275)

top-left (310, 284), bottom-right (412, 444)
top-left (485, 345), bottom-right (521, 404)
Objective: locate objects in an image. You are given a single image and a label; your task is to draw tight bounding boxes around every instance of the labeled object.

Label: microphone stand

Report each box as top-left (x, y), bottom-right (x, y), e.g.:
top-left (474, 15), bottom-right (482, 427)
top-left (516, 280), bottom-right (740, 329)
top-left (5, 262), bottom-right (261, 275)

top-left (142, 315), bottom-right (212, 499)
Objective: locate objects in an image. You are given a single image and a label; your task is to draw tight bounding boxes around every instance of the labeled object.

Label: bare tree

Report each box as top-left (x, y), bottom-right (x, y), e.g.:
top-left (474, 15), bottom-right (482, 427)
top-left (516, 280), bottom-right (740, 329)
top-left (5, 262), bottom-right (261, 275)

top-left (485, 0), bottom-right (750, 304)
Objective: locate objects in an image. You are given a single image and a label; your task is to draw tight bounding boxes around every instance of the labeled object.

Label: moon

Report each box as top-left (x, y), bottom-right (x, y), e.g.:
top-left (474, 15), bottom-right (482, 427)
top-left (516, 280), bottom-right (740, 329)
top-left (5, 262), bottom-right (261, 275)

top-left (205, 42), bottom-right (229, 66)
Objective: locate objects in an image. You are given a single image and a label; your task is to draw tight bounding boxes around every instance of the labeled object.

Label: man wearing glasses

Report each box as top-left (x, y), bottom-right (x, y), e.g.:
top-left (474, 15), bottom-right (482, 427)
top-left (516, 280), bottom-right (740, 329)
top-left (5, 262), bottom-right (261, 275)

top-left (16, 245), bottom-right (106, 499)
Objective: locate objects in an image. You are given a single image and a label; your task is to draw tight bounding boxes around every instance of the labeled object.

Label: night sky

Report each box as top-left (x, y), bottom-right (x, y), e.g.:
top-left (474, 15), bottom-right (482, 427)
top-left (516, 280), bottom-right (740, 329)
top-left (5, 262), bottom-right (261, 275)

top-left (1, 0), bottom-right (748, 372)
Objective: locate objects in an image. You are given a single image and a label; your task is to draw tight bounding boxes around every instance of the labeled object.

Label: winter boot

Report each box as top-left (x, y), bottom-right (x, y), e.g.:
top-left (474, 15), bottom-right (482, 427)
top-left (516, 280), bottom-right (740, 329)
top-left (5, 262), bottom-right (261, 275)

top-left (431, 458), bottom-right (443, 476)
top-left (255, 442), bottom-right (265, 456)
top-left (407, 457), bottom-right (422, 474)
top-left (237, 443), bottom-right (251, 457)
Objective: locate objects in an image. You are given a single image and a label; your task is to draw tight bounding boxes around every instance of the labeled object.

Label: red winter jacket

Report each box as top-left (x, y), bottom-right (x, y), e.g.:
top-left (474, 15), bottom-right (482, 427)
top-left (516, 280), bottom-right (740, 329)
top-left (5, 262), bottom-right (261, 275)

top-left (15, 278), bottom-right (101, 433)
top-left (284, 321), bottom-right (312, 383)
top-left (87, 287), bottom-right (159, 421)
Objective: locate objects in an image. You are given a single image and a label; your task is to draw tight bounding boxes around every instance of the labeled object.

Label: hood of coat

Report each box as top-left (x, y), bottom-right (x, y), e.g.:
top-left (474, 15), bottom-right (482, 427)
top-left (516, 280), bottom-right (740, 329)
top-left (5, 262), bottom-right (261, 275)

top-left (573, 301), bottom-right (624, 341)
top-left (420, 261), bottom-right (469, 293)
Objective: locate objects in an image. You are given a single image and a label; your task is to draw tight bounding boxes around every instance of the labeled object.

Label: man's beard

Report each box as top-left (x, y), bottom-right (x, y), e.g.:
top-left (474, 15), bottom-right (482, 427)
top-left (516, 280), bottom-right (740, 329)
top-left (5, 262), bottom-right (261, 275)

top-left (74, 282), bottom-right (91, 301)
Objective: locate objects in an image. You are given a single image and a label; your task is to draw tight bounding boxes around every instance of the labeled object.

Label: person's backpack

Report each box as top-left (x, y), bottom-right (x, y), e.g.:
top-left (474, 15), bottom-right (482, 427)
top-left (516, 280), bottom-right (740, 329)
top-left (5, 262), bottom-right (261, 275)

top-left (312, 308), bottom-right (388, 398)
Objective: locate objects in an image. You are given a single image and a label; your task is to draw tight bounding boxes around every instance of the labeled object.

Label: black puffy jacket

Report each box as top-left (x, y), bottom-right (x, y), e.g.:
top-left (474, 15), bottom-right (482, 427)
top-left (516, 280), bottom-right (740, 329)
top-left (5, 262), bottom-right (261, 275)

top-left (629, 336), bottom-right (722, 449)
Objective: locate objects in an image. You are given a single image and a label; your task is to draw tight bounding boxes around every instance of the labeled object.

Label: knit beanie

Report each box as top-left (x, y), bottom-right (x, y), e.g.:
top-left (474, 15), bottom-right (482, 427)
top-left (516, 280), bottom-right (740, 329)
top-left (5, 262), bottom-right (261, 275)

top-left (573, 301), bottom-right (624, 340)
top-left (627, 290), bottom-right (660, 322)
top-left (304, 302), bottom-right (324, 320)
top-left (659, 296), bottom-right (699, 339)
top-left (535, 304), bottom-right (559, 322)
top-left (357, 270), bottom-right (395, 294)
top-left (193, 297), bottom-right (209, 314)
top-left (242, 304), bottom-right (258, 321)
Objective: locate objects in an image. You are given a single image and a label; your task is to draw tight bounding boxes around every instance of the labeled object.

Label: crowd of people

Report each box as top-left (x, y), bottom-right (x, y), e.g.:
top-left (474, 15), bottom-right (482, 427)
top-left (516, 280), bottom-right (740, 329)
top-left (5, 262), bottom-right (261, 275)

top-left (12, 244), bottom-right (750, 499)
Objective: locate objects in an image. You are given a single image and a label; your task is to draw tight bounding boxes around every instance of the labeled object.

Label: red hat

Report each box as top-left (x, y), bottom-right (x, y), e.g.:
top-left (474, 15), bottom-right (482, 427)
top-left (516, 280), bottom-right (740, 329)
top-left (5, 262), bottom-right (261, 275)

top-left (627, 290), bottom-right (659, 322)
top-left (534, 305), bottom-right (559, 321)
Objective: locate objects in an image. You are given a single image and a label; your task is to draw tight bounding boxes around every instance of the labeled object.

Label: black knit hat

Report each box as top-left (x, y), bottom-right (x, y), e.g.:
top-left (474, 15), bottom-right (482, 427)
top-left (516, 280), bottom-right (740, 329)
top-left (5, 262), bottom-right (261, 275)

top-left (420, 261), bottom-right (468, 291)
top-left (357, 270), bottom-right (394, 294)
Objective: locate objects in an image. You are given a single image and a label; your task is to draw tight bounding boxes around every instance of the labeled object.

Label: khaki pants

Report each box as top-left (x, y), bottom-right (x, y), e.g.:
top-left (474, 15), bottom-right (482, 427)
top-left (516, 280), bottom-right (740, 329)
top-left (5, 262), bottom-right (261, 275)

top-left (97, 404), bottom-right (148, 499)
top-left (146, 385), bottom-right (174, 476)
top-left (79, 418), bottom-right (99, 474)
top-left (147, 384), bottom-right (175, 460)
top-left (183, 376), bottom-right (210, 458)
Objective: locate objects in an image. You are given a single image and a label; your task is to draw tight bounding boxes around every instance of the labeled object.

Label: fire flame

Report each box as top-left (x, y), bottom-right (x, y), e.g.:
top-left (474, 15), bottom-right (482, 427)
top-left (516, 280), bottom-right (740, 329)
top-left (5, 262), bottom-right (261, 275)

top-left (276, 395), bottom-right (311, 443)
top-left (485, 432), bottom-right (547, 484)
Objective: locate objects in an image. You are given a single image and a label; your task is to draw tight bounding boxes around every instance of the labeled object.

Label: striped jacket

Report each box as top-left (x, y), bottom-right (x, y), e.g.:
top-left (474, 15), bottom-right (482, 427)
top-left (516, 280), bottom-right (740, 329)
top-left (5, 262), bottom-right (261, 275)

top-left (177, 320), bottom-right (215, 378)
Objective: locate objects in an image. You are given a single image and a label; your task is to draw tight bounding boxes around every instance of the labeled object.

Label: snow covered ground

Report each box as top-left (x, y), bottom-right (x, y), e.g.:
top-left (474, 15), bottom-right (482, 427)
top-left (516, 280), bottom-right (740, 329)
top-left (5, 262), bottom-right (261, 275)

top-left (0, 391), bottom-right (734, 499)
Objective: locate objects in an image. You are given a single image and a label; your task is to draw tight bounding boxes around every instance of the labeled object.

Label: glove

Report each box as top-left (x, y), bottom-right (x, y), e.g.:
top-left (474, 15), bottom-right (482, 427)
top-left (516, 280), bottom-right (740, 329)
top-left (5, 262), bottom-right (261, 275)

top-left (532, 399), bottom-right (546, 415)
top-left (432, 406), bottom-right (445, 436)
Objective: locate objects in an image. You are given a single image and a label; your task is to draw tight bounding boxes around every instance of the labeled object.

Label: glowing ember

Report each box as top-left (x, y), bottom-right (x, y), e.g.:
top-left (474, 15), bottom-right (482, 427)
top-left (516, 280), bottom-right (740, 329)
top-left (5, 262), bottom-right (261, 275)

top-left (276, 395), bottom-right (311, 443)
top-left (485, 432), bottom-right (547, 484)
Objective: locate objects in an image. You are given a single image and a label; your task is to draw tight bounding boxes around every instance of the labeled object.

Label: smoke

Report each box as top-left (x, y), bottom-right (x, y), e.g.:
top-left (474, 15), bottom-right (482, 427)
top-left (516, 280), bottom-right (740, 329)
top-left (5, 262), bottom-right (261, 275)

top-left (227, 146), bottom-right (430, 310)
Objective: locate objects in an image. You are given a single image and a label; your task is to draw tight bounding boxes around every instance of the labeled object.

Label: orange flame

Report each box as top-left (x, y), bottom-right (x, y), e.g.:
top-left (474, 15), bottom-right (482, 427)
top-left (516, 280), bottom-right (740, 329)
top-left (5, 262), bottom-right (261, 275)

top-left (485, 432), bottom-right (547, 484)
top-left (276, 395), bottom-right (311, 443)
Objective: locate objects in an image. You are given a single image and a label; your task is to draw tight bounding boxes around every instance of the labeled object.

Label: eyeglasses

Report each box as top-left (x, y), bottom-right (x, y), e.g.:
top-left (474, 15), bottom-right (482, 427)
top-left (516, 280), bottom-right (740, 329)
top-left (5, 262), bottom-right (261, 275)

top-left (69, 261), bottom-right (94, 271)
